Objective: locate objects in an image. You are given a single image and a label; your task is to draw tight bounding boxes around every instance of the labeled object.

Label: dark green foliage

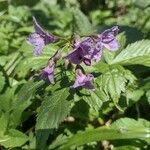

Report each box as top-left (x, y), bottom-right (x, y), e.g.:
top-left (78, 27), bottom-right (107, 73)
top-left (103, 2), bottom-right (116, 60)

top-left (0, 0), bottom-right (150, 149)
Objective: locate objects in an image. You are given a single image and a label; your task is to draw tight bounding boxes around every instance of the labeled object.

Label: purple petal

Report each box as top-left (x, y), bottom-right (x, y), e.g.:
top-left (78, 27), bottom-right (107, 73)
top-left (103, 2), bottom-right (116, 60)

top-left (93, 50), bottom-right (102, 62)
top-left (32, 16), bottom-right (45, 35)
top-left (83, 58), bottom-right (91, 66)
top-left (84, 74), bottom-right (94, 82)
top-left (27, 33), bottom-right (45, 56)
top-left (71, 73), bottom-right (86, 88)
top-left (32, 17), bottom-right (57, 44)
top-left (92, 42), bottom-right (103, 61)
top-left (72, 70), bottom-right (94, 90)
top-left (98, 26), bottom-right (120, 51)
top-left (27, 17), bottom-right (57, 56)
top-left (42, 63), bottom-right (55, 84)
top-left (66, 48), bottom-right (83, 64)
top-left (83, 81), bottom-right (95, 90)
top-left (48, 74), bottom-right (55, 84)
top-left (103, 38), bottom-right (120, 51)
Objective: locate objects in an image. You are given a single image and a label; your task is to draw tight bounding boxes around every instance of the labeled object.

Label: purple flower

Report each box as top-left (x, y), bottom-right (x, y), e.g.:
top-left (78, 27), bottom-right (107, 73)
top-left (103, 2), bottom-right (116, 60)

top-left (66, 38), bottom-right (102, 66)
top-left (27, 17), bottom-right (57, 56)
top-left (97, 26), bottom-right (120, 51)
top-left (42, 60), bottom-right (55, 84)
top-left (71, 69), bottom-right (95, 90)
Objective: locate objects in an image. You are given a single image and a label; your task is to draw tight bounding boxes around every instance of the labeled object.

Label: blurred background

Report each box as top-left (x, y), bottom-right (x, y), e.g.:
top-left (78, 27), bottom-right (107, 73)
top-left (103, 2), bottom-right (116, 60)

top-left (0, 0), bottom-right (150, 55)
top-left (0, 0), bottom-right (150, 149)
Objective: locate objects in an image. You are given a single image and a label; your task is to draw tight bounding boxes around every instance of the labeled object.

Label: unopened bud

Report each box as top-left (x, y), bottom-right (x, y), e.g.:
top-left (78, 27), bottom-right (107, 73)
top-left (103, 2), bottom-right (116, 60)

top-left (53, 50), bottom-right (61, 62)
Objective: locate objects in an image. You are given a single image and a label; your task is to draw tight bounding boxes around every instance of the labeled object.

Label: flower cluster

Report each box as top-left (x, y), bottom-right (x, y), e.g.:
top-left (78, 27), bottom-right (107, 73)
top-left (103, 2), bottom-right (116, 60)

top-left (27, 17), bottom-right (120, 90)
top-left (66, 26), bottom-right (119, 66)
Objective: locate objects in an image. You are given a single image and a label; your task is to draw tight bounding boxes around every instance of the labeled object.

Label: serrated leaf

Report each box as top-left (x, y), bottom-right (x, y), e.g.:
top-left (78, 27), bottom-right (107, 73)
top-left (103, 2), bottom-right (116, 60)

top-left (17, 80), bottom-right (45, 103)
top-left (82, 89), bottom-right (108, 111)
top-left (0, 129), bottom-right (28, 148)
top-left (72, 8), bottom-right (93, 35)
top-left (111, 40), bottom-right (150, 67)
top-left (36, 88), bottom-right (72, 129)
top-left (96, 65), bottom-right (136, 103)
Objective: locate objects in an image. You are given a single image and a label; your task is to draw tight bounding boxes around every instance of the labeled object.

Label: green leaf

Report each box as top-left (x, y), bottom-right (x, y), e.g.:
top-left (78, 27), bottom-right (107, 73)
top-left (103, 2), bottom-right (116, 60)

top-left (102, 32), bottom-right (126, 64)
top-left (117, 32), bottom-right (127, 50)
top-left (111, 118), bottom-right (150, 129)
top-left (113, 145), bottom-right (140, 150)
top-left (16, 42), bottom-right (58, 76)
top-left (72, 8), bottom-right (93, 35)
top-left (0, 129), bottom-right (28, 148)
top-left (146, 90), bottom-right (150, 104)
top-left (0, 112), bottom-right (9, 135)
top-left (49, 134), bottom-right (67, 150)
top-left (36, 129), bottom-right (52, 150)
top-left (0, 55), bottom-right (8, 66)
top-left (82, 89), bottom-right (108, 111)
top-left (0, 72), bottom-right (5, 92)
top-left (56, 118), bottom-right (150, 149)
top-left (36, 88), bottom-right (72, 129)
top-left (0, 87), bottom-right (16, 111)
top-left (10, 98), bottom-right (32, 128)
top-left (96, 65), bottom-right (136, 104)
top-left (126, 89), bottom-right (144, 103)
top-left (0, 10), bottom-right (6, 17)
top-left (135, 0), bottom-right (150, 8)
top-left (17, 80), bottom-right (45, 103)
top-left (111, 40), bottom-right (150, 67)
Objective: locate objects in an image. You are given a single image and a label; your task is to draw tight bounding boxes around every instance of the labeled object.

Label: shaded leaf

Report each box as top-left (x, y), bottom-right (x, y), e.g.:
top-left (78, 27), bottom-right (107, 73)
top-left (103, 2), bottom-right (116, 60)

top-left (17, 80), bottom-right (45, 103)
top-left (56, 118), bottom-right (150, 150)
top-left (55, 118), bottom-right (150, 150)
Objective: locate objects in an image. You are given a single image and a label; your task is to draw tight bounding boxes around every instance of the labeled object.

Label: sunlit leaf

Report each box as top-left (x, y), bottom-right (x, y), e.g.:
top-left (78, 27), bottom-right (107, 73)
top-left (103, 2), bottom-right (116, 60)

top-left (36, 88), bottom-right (72, 129)
top-left (0, 129), bottom-right (28, 148)
top-left (111, 40), bottom-right (150, 67)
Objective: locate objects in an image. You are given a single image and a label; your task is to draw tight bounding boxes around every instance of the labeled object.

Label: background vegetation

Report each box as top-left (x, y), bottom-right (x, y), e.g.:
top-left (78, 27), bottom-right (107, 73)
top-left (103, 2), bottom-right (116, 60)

top-left (0, 0), bottom-right (150, 149)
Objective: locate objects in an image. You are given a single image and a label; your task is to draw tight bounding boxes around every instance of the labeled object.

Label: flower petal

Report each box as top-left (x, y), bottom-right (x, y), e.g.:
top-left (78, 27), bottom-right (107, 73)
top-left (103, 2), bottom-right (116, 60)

top-left (72, 69), bottom-right (94, 90)
top-left (103, 38), bottom-right (120, 51)
top-left (42, 62), bottom-right (55, 84)
top-left (66, 48), bottom-right (83, 64)
top-left (27, 33), bottom-right (45, 56)
top-left (99, 26), bottom-right (120, 51)
top-left (32, 16), bottom-right (45, 35)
